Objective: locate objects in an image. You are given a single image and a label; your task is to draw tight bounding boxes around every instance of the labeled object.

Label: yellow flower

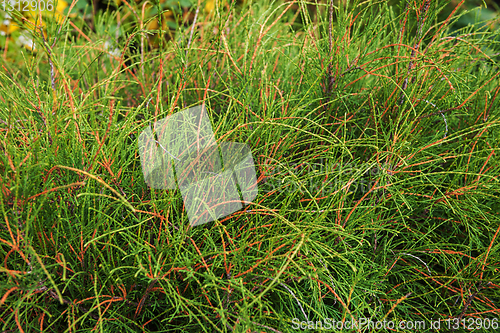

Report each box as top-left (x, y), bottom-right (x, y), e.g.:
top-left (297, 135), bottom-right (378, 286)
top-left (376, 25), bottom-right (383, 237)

top-left (144, 10), bottom-right (175, 48)
top-left (204, 0), bottom-right (215, 13)
top-left (204, 0), bottom-right (227, 15)
top-left (145, 10), bottom-right (174, 31)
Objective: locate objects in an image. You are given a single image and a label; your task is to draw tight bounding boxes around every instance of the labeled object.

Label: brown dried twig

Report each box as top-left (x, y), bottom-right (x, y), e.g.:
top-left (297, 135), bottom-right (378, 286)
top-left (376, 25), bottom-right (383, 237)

top-left (451, 282), bottom-right (492, 331)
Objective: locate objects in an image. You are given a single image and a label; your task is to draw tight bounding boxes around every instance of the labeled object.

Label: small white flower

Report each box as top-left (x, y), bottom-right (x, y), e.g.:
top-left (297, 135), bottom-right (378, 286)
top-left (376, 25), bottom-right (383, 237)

top-left (103, 40), bottom-right (121, 57)
top-left (17, 34), bottom-right (36, 50)
top-left (110, 48), bottom-right (121, 57)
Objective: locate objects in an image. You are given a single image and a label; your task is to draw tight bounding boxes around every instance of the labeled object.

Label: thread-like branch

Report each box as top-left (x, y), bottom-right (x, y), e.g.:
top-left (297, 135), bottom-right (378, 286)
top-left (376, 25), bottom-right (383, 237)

top-left (184, 3), bottom-right (200, 74)
top-left (39, 26), bottom-right (55, 93)
top-left (399, 0), bottom-right (431, 106)
top-left (324, 0), bottom-right (335, 111)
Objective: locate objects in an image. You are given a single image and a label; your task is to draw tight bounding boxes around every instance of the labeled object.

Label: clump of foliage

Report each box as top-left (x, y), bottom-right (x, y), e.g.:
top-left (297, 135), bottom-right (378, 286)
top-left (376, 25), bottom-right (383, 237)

top-left (1, 0), bottom-right (499, 332)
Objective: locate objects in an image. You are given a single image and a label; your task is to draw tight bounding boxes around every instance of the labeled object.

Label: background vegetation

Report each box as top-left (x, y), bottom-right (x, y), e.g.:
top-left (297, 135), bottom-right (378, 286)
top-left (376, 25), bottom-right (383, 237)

top-left (1, 0), bottom-right (500, 332)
